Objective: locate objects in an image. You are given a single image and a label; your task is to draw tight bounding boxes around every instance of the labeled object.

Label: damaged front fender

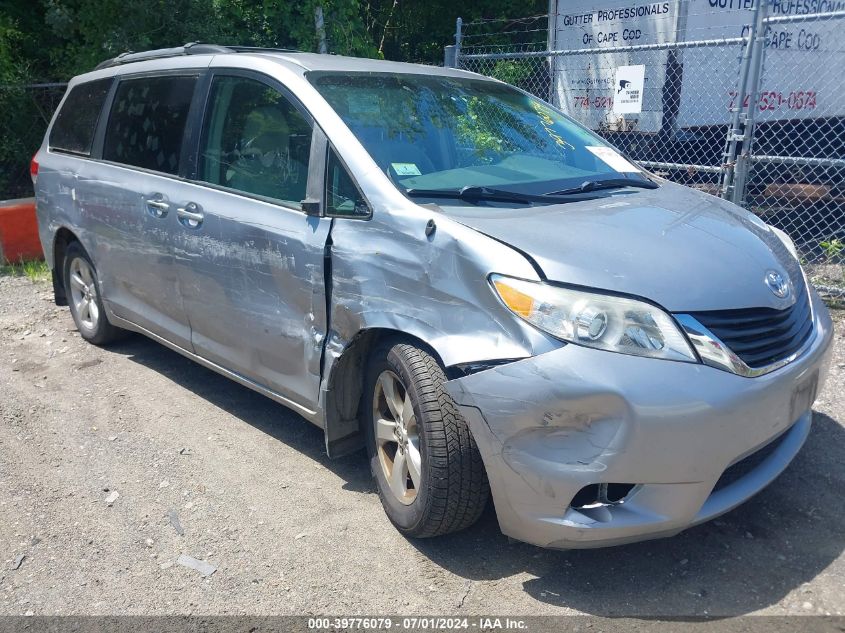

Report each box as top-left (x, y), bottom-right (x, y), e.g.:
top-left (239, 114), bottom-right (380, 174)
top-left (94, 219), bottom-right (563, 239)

top-left (319, 204), bottom-right (562, 457)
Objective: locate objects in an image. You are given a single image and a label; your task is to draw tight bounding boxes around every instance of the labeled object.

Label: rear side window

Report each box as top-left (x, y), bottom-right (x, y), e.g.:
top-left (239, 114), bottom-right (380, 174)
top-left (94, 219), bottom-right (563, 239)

top-left (103, 75), bottom-right (197, 175)
top-left (49, 78), bottom-right (112, 156)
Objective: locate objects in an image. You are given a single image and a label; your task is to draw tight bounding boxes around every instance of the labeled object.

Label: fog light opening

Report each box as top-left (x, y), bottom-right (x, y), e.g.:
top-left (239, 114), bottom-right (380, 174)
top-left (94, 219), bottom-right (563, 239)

top-left (570, 484), bottom-right (600, 509)
top-left (604, 483), bottom-right (636, 503)
top-left (570, 483), bottom-right (636, 510)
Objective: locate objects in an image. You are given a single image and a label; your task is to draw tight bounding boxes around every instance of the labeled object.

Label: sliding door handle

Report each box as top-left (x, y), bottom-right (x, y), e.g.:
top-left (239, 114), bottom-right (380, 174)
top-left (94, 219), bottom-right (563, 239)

top-left (145, 194), bottom-right (170, 218)
top-left (176, 202), bottom-right (204, 228)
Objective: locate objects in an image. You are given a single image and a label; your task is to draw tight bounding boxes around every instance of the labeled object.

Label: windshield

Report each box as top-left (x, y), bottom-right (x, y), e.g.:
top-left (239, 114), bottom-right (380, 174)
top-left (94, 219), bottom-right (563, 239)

top-left (307, 72), bottom-right (652, 202)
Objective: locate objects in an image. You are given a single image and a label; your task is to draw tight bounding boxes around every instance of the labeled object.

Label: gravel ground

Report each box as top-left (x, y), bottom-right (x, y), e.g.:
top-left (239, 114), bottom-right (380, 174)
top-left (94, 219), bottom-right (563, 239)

top-left (1, 275), bottom-right (843, 617)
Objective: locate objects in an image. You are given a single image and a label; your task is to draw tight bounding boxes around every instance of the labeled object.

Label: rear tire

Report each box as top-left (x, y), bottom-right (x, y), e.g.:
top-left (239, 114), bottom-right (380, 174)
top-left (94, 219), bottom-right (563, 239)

top-left (63, 242), bottom-right (126, 346)
top-left (365, 341), bottom-right (489, 537)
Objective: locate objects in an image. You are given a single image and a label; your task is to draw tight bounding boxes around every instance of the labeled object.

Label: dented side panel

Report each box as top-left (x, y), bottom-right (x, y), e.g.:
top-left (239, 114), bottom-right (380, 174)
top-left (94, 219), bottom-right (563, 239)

top-left (318, 203), bottom-right (564, 455)
top-left (67, 159), bottom-right (195, 350)
top-left (325, 208), bottom-right (559, 369)
top-left (171, 181), bottom-right (332, 414)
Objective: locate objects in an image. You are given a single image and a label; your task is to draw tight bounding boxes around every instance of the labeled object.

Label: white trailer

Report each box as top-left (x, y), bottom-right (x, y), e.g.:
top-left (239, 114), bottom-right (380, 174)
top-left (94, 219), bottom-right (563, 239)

top-left (547, 0), bottom-right (844, 132)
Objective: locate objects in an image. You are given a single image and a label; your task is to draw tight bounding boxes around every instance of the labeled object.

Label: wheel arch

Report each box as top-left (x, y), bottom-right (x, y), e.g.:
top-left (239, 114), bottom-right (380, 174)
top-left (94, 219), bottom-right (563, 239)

top-left (51, 226), bottom-right (81, 306)
top-left (321, 327), bottom-right (447, 459)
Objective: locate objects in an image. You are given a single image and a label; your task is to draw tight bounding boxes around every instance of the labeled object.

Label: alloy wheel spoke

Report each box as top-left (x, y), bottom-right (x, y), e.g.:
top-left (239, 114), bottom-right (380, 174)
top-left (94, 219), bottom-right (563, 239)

top-left (88, 298), bottom-right (99, 323)
top-left (79, 264), bottom-right (93, 286)
top-left (406, 441), bottom-right (422, 489)
top-left (400, 393), bottom-right (414, 428)
top-left (390, 450), bottom-right (408, 498)
top-left (375, 417), bottom-right (396, 443)
top-left (70, 273), bottom-right (86, 292)
top-left (77, 298), bottom-right (90, 322)
top-left (380, 373), bottom-right (402, 421)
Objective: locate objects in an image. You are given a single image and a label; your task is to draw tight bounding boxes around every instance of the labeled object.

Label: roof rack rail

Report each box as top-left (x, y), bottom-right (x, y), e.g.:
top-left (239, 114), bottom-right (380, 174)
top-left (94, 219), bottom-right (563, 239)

top-left (227, 46), bottom-right (305, 54)
top-left (94, 43), bottom-right (233, 70)
top-left (94, 43), bottom-right (308, 71)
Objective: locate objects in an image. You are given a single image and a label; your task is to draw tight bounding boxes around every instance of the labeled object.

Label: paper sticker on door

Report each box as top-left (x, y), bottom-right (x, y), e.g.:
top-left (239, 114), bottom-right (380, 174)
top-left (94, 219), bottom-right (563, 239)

top-left (586, 146), bottom-right (640, 173)
top-left (613, 65), bottom-right (645, 114)
top-left (391, 163), bottom-right (422, 176)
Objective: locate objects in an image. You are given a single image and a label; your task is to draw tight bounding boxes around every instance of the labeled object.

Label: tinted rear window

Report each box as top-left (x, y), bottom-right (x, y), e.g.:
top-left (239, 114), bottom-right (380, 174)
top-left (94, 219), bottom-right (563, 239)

top-left (49, 78), bottom-right (113, 155)
top-left (103, 75), bottom-right (197, 175)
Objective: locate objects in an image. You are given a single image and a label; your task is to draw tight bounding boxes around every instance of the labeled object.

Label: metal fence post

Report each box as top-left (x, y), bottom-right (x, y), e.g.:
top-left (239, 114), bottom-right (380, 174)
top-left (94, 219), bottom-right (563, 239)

top-left (730, 0), bottom-right (769, 206)
top-left (720, 0), bottom-right (764, 203)
top-left (455, 17), bottom-right (463, 67)
top-left (314, 5), bottom-right (328, 55)
top-left (546, 6), bottom-right (556, 106)
top-left (444, 18), bottom-right (462, 67)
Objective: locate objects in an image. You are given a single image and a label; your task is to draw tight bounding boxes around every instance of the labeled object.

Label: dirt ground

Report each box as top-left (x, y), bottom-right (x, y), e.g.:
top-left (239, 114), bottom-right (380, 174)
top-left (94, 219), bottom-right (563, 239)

top-left (1, 274), bottom-right (844, 617)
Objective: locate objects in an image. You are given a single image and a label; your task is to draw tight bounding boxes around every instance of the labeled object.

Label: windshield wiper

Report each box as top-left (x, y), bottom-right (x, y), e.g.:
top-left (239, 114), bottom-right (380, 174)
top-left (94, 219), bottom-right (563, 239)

top-left (405, 185), bottom-right (584, 205)
top-left (407, 179), bottom-right (658, 204)
top-left (406, 185), bottom-right (539, 204)
top-left (546, 177), bottom-right (658, 196)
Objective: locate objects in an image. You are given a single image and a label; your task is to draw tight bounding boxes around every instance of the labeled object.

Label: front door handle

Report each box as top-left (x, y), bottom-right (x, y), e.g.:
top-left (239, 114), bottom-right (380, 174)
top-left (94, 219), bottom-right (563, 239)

top-left (145, 194), bottom-right (170, 218)
top-left (176, 202), bottom-right (204, 228)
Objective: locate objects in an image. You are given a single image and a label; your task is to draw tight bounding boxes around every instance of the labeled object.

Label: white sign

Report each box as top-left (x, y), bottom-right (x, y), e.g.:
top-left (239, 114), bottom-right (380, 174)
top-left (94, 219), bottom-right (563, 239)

top-left (678, 0), bottom-right (843, 127)
top-left (548, 0), bottom-right (843, 131)
top-left (613, 65), bottom-right (646, 113)
top-left (548, 0), bottom-right (680, 132)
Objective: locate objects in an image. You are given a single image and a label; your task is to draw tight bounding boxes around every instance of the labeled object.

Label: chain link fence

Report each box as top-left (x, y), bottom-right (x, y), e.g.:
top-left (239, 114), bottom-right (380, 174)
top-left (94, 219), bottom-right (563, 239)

top-left (2, 18), bottom-right (843, 295)
top-left (744, 9), bottom-right (845, 293)
top-left (0, 83), bottom-right (67, 201)
top-left (450, 1), bottom-right (845, 297)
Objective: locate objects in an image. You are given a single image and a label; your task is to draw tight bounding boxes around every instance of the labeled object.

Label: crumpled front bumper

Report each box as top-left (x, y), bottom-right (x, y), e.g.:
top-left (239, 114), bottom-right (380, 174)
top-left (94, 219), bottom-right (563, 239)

top-left (445, 289), bottom-right (834, 549)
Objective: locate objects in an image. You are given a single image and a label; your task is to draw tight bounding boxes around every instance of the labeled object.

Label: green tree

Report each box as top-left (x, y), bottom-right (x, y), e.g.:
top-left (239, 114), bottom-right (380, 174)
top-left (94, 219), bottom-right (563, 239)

top-left (361, 0), bottom-right (546, 64)
top-left (0, 0), bottom-right (546, 197)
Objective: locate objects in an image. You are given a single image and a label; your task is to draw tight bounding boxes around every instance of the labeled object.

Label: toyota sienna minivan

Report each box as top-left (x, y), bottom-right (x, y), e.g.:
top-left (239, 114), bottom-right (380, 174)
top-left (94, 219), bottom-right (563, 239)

top-left (32, 44), bottom-right (833, 549)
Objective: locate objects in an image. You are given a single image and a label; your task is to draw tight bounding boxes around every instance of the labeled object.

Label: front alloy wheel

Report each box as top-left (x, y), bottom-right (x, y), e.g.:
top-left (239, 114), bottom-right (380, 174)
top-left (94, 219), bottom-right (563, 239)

top-left (365, 341), bottom-right (489, 538)
top-left (373, 370), bottom-right (422, 505)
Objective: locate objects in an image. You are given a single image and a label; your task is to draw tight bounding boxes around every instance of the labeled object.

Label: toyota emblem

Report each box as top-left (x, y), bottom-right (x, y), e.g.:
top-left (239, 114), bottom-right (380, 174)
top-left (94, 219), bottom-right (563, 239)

top-left (765, 270), bottom-right (790, 299)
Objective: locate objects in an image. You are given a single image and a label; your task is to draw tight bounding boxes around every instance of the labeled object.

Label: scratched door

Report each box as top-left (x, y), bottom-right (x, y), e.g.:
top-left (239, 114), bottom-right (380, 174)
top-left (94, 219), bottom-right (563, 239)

top-left (173, 72), bottom-right (331, 413)
top-left (79, 73), bottom-right (201, 350)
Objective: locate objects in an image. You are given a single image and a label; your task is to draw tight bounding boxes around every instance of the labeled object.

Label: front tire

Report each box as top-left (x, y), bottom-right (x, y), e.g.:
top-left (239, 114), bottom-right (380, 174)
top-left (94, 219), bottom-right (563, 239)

top-left (63, 242), bottom-right (125, 346)
top-left (365, 341), bottom-right (489, 538)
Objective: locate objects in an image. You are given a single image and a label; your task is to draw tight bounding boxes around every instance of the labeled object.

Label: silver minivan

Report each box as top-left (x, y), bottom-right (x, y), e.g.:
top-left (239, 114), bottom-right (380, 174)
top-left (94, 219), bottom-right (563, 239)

top-left (33, 44), bottom-right (833, 549)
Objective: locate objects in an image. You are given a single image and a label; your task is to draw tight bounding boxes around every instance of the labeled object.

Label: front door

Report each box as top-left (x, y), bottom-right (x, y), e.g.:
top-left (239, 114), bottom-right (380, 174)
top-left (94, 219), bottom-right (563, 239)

top-left (173, 71), bottom-right (331, 413)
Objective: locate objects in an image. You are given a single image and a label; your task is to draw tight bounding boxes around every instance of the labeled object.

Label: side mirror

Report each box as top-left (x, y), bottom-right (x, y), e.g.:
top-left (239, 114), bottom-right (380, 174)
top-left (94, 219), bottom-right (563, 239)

top-left (301, 198), bottom-right (322, 217)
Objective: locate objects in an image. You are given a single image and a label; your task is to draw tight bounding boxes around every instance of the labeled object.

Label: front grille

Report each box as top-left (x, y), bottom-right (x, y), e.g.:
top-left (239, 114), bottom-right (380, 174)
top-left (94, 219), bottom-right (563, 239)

top-left (689, 286), bottom-right (813, 369)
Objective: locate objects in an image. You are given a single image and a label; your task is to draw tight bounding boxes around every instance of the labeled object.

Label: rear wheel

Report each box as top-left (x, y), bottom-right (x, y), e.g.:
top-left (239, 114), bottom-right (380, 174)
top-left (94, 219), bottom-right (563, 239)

top-left (63, 242), bottom-right (125, 345)
top-left (365, 341), bottom-right (489, 537)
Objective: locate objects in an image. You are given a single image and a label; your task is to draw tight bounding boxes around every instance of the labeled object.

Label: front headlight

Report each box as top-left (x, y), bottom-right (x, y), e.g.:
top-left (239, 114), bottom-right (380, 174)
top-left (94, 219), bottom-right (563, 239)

top-left (490, 274), bottom-right (697, 362)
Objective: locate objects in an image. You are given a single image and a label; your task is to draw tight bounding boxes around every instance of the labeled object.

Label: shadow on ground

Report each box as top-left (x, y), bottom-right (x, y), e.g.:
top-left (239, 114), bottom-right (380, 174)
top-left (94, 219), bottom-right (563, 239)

top-left (112, 334), bottom-right (373, 493)
top-left (112, 334), bottom-right (844, 617)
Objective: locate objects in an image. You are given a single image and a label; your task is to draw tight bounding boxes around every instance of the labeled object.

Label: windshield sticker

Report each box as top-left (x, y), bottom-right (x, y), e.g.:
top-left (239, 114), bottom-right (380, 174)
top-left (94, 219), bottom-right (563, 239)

top-left (585, 146), bottom-right (640, 173)
top-left (391, 163), bottom-right (422, 176)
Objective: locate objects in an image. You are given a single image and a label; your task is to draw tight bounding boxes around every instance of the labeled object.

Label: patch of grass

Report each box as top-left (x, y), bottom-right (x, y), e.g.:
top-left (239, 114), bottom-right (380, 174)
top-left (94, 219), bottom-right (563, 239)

top-left (0, 258), bottom-right (50, 282)
top-left (820, 238), bottom-right (844, 263)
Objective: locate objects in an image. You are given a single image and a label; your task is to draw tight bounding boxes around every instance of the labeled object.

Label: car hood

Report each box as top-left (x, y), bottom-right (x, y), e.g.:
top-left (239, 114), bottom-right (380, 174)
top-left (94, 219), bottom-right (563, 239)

top-left (440, 182), bottom-right (803, 312)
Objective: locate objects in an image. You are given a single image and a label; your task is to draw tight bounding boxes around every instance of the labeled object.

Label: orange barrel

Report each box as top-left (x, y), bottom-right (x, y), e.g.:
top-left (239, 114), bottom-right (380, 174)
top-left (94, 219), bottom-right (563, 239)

top-left (0, 198), bottom-right (43, 263)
